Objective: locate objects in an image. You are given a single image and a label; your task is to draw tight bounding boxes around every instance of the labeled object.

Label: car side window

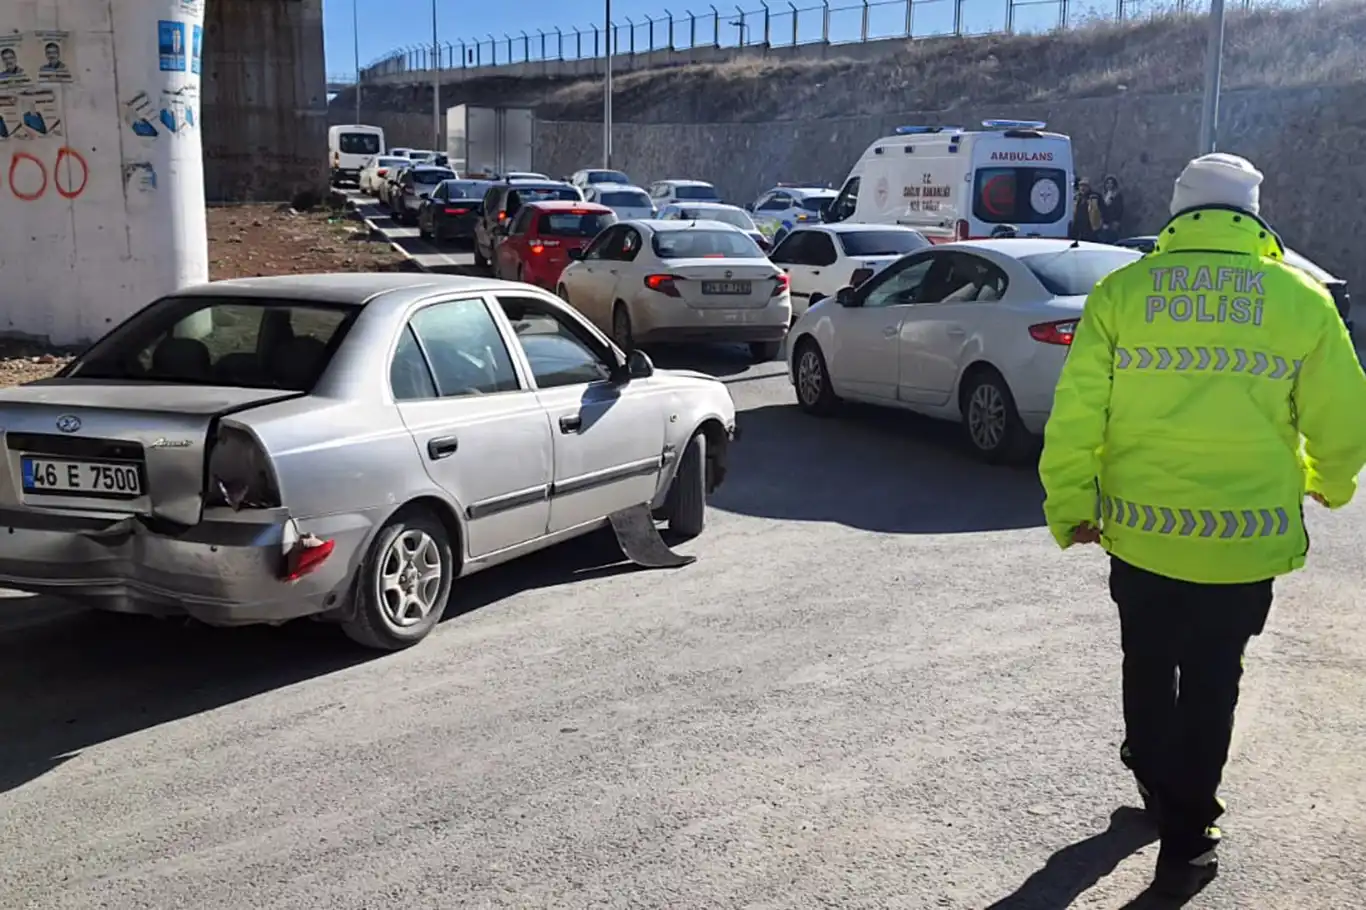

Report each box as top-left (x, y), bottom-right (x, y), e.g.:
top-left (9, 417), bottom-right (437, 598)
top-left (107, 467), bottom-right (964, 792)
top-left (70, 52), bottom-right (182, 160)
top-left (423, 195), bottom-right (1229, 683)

top-left (583, 225), bottom-right (623, 260)
top-left (481, 187), bottom-right (500, 217)
top-left (509, 206), bottom-right (535, 236)
top-left (826, 177), bottom-right (860, 223)
top-left (408, 298), bottom-right (522, 398)
top-left (433, 184), bottom-right (448, 202)
top-left (495, 295), bottom-right (614, 389)
top-left (389, 324), bottom-right (439, 401)
top-left (931, 253), bottom-right (1010, 303)
top-left (859, 254), bottom-right (937, 309)
top-left (769, 230), bottom-right (808, 265)
top-left (806, 232), bottom-right (839, 268)
top-left (759, 192), bottom-right (789, 212)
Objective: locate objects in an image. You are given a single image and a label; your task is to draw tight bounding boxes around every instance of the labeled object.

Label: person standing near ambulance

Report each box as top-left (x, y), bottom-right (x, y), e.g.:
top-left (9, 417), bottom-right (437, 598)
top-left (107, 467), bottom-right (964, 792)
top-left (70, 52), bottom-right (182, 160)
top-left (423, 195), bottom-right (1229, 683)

top-left (1039, 153), bottom-right (1366, 898)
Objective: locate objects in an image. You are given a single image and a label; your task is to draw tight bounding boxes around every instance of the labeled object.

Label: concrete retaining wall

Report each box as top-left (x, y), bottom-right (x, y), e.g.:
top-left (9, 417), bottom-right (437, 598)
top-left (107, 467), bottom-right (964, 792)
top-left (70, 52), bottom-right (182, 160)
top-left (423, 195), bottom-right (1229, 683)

top-left (201, 0), bottom-right (327, 202)
top-left (532, 83), bottom-right (1366, 289)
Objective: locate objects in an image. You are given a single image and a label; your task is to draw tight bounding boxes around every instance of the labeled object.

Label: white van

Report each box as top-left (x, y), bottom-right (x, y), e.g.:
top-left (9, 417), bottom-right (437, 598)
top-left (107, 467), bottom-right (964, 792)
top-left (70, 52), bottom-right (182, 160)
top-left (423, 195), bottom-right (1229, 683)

top-left (329, 124), bottom-right (386, 186)
top-left (823, 120), bottom-right (1074, 242)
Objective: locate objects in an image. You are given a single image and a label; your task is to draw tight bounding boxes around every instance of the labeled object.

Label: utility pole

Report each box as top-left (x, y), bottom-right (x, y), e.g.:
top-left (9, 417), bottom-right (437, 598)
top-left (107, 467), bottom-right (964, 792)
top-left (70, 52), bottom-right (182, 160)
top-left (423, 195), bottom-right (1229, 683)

top-left (432, 0), bottom-right (442, 152)
top-left (353, 0), bottom-right (362, 123)
top-left (604, 0), bottom-right (613, 168)
top-left (1197, 0), bottom-right (1225, 155)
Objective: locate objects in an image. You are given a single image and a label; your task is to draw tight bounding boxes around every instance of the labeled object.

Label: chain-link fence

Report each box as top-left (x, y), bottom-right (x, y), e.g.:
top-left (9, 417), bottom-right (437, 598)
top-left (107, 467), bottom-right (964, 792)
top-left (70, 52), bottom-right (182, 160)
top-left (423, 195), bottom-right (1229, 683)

top-left (360, 0), bottom-right (1263, 80)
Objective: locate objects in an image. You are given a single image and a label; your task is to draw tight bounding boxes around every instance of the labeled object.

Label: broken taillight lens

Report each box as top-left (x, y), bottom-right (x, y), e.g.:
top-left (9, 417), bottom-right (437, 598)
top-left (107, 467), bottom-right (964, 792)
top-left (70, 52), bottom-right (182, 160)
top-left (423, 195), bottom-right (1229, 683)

top-left (284, 534), bottom-right (336, 581)
top-left (205, 424), bottom-right (283, 510)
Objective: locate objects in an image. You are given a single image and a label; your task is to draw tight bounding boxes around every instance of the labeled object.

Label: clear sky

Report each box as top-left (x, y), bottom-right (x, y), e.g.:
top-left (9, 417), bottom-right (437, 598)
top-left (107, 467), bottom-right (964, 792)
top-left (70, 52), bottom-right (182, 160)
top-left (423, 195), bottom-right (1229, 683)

top-left (324, 0), bottom-right (1119, 76)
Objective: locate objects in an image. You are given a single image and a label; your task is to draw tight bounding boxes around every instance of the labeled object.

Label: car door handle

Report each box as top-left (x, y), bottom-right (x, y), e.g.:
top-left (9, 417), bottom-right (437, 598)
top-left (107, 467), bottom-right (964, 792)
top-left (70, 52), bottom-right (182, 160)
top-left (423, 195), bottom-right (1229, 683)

top-left (426, 435), bottom-right (459, 460)
top-left (559, 414), bottom-right (582, 433)
top-left (947, 326), bottom-right (967, 338)
top-left (811, 269), bottom-right (821, 275)
top-left (882, 326), bottom-right (899, 337)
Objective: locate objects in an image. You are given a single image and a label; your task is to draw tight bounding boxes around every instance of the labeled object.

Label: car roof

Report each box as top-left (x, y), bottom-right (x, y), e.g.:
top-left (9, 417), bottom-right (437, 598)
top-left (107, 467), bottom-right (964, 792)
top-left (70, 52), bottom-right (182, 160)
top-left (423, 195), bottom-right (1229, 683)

top-left (590, 182), bottom-right (648, 192)
top-left (1118, 235), bottom-right (1335, 282)
top-left (943, 238), bottom-right (1126, 257)
top-left (774, 186), bottom-right (835, 196)
top-left (801, 222), bottom-right (917, 233)
top-left (667, 201), bottom-right (741, 210)
top-left (626, 218), bottom-right (742, 233)
top-left (178, 273), bottom-right (500, 307)
top-left (658, 179), bottom-right (713, 187)
top-left (525, 200), bottom-right (612, 212)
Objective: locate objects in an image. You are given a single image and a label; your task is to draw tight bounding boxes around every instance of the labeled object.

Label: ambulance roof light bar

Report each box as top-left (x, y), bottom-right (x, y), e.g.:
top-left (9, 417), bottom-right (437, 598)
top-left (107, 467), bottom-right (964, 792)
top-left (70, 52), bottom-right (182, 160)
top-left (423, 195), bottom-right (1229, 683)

top-left (981, 119), bottom-right (1048, 130)
top-left (894, 125), bottom-right (963, 135)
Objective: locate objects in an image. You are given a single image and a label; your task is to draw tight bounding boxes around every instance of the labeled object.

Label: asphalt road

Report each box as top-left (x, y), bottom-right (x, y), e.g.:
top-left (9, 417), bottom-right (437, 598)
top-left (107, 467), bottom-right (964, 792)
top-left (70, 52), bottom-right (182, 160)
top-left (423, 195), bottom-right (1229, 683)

top-left (3, 237), bottom-right (1365, 908)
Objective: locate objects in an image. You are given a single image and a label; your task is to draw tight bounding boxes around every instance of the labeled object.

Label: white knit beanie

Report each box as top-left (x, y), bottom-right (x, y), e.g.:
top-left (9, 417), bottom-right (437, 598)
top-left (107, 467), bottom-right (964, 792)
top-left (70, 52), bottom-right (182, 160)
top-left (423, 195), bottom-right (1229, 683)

top-left (1169, 153), bottom-right (1263, 216)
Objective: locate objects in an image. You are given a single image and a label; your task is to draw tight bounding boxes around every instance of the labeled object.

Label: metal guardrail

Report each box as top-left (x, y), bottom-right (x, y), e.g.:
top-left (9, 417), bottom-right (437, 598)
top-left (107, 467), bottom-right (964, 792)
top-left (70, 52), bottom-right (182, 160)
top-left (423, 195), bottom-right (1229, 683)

top-left (359, 0), bottom-right (1252, 80)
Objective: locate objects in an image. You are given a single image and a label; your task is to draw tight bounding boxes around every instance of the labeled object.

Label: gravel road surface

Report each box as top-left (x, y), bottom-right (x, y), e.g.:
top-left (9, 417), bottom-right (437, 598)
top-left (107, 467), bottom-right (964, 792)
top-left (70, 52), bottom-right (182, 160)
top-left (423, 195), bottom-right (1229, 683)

top-left (1, 347), bottom-right (1363, 910)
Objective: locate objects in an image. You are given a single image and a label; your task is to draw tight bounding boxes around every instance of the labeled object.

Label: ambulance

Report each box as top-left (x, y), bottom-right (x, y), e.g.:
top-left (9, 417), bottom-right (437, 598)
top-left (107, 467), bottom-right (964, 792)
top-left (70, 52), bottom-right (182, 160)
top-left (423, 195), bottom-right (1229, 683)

top-left (822, 120), bottom-right (1075, 242)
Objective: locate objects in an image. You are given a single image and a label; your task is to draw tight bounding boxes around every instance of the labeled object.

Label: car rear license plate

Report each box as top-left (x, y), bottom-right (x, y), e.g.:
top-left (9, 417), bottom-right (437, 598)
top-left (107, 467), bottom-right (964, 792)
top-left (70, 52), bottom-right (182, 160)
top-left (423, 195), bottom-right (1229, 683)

top-left (701, 280), bottom-right (751, 295)
top-left (21, 457), bottom-right (143, 497)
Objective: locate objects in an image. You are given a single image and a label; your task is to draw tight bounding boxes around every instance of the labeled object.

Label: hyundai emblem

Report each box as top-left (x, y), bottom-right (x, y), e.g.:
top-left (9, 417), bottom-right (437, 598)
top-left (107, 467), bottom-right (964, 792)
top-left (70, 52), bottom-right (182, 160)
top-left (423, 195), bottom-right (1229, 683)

top-left (55, 414), bottom-right (81, 433)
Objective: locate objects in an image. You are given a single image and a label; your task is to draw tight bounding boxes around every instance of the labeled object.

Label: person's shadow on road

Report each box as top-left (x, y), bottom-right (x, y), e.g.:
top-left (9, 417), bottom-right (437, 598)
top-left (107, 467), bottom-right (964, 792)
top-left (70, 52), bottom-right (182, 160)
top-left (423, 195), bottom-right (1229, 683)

top-left (983, 807), bottom-right (1161, 909)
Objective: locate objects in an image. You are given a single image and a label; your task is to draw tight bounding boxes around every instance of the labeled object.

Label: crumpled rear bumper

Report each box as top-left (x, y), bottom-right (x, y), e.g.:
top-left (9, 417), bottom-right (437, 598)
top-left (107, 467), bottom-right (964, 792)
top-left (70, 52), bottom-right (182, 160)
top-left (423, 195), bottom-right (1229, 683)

top-left (0, 507), bottom-right (374, 626)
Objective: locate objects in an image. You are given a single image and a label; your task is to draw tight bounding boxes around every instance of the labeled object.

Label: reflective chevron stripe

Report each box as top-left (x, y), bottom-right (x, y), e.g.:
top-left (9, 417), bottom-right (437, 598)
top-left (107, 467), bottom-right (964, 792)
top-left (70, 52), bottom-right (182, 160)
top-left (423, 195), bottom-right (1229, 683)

top-left (1101, 496), bottom-right (1292, 538)
top-left (1113, 346), bottom-right (1300, 379)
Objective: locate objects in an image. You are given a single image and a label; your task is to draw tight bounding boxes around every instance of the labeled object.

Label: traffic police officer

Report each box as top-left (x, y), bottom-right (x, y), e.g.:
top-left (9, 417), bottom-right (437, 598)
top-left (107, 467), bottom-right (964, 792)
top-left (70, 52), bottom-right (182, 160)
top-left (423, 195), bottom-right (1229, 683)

top-left (1039, 152), bottom-right (1366, 897)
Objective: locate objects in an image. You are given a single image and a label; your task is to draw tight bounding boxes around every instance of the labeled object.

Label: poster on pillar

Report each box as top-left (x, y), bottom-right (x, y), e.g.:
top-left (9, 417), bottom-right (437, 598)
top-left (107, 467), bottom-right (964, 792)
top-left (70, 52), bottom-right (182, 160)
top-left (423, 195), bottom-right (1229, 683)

top-left (0, 34), bottom-right (31, 88)
top-left (32, 30), bottom-right (75, 85)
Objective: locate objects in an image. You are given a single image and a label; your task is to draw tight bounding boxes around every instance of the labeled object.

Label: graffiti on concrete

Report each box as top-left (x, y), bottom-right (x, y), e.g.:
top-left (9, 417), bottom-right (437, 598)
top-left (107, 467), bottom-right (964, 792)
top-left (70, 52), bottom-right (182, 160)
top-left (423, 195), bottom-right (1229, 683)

top-left (6, 146), bottom-right (89, 201)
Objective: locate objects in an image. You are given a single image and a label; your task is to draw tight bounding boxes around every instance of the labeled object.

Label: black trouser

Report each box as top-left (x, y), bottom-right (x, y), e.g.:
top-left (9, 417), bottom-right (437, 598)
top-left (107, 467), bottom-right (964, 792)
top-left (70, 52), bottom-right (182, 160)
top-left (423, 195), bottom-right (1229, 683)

top-left (1108, 557), bottom-right (1273, 862)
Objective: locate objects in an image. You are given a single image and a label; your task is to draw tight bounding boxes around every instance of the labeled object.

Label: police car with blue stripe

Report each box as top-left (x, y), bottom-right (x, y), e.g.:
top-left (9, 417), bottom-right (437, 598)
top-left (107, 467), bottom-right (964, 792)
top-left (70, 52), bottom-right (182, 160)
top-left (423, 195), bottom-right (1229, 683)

top-left (745, 184), bottom-right (839, 245)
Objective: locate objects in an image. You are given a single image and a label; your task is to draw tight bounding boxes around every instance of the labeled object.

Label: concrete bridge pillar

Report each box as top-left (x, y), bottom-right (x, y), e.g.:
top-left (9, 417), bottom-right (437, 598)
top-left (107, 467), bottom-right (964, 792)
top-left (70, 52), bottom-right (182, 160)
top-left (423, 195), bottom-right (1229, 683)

top-left (0, 0), bottom-right (209, 346)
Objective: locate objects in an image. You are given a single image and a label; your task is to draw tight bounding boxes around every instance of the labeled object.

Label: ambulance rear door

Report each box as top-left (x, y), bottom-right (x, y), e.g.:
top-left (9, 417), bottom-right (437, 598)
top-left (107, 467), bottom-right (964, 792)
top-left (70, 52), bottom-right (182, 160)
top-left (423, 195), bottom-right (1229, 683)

top-left (965, 122), bottom-right (1073, 239)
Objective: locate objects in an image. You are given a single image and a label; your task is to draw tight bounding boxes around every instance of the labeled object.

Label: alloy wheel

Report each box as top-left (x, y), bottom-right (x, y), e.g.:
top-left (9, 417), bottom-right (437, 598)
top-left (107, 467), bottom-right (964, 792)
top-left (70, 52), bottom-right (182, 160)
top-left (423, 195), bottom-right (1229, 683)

top-left (967, 382), bottom-right (1007, 452)
top-left (375, 529), bottom-right (444, 628)
top-left (797, 348), bottom-right (824, 405)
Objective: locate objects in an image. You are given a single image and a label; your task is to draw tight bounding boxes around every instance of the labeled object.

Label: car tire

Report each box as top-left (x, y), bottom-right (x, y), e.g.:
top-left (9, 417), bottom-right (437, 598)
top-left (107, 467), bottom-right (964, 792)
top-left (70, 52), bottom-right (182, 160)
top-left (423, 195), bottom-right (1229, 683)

top-left (662, 431), bottom-right (708, 540)
top-left (473, 244), bottom-right (488, 268)
top-left (960, 367), bottom-right (1035, 465)
top-left (612, 302), bottom-right (635, 352)
top-left (556, 283), bottom-right (571, 303)
top-left (794, 337), bottom-right (840, 416)
top-left (341, 506), bottom-right (454, 651)
top-left (418, 222), bottom-right (431, 240)
top-left (749, 340), bottom-right (782, 363)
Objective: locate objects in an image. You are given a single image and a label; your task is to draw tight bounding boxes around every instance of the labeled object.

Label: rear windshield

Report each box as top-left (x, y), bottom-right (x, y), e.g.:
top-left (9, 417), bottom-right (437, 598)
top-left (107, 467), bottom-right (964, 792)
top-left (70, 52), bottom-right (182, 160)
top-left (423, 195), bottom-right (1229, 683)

top-left (674, 184), bottom-right (720, 201)
top-left (800, 194), bottom-right (836, 212)
top-left (440, 180), bottom-right (490, 200)
top-left (1020, 249), bottom-right (1140, 296)
top-left (509, 186), bottom-right (580, 205)
top-left (65, 298), bottom-right (356, 392)
top-left (972, 167), bottom-right (1068, 225)
top-left (652, 229), bottom-right (762, 259)
top-left (375, 157), bottom-right (406, 169)
top-left (411, 168), bottom-right (456, 185)
top-left (600, 190), bottom-right (651, 208)
top-left (587, 170), bottom-right (630, 184)
top-left (538, 211), bottom-right (617, 237)
top-left (838, 230), bottom-right (930, 257)
top-left (678, 208), bottom-right (754, 230)
top-left (338, 133), bottom-right (381, 155)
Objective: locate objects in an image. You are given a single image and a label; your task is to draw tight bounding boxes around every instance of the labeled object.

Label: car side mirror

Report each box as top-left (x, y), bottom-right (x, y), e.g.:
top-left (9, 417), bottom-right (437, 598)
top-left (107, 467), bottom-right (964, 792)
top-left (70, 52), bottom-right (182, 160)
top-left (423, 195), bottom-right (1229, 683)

top-left (567, 248), bottom-right (583, 261)
top-left (624, 348), bottom-right (654, 379)
top-left (743, 203), bottom-right (754, 212)
top-left (835, 285), bottom-right (858, 307)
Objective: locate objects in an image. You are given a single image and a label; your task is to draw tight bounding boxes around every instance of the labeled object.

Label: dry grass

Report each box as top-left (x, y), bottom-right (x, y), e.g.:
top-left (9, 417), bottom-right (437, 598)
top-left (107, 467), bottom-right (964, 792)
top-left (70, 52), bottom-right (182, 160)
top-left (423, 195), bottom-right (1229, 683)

top-left (533, 2), bottom-right (1366, 122)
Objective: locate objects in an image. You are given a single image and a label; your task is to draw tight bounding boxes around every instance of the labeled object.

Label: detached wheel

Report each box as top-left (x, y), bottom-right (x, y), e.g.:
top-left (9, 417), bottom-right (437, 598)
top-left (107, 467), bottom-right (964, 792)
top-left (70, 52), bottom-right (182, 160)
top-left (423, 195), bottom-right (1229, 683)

top-left (794, 338), bottom-right (839, 415)
top-left (749, 340), bottom-right (782, 363)
top-left (342, 507), bottom-right (453, 651)
top-left (662, 432), bottom-right (707, 540)
top-left (612, 303), bottom-right (635, 352)
top-left (961, 367), bottom-right (1034, 465)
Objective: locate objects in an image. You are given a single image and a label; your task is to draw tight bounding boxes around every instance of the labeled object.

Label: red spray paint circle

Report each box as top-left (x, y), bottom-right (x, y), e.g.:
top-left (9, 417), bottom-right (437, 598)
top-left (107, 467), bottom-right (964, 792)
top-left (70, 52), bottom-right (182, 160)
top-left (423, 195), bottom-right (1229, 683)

top-left (9, 152), bottom-right (47, 201)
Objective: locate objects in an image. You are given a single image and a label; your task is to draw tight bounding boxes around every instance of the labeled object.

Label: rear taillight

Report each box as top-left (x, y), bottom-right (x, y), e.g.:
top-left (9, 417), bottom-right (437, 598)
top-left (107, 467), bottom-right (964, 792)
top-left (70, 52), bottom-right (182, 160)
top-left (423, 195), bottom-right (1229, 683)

top-left (850, 267), bottom-right (875, 286)
top-left (205, 425), bottom-right (282, 510)
top-left (771, 272), bottom-right (790, 297)
top-left (955, 219), bottom-right (970, 241)
top-left (444, 207), bottom-right (468, 215)
top-left (284, 534), bottom-right (336, 582)
top-left (644, 274), bottom-right (682, 297)
top-left (377, 168), bottom-right (388, 176)
top-left (1029, 320), bottom-right (1077, 346)
top-left (498, 211), bottom-right (507, 221)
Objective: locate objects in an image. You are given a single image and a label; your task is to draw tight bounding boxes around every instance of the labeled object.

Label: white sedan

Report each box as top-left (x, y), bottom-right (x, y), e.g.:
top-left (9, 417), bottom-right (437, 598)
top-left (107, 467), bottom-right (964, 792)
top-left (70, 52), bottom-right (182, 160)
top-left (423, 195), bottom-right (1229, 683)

top-left (769, 223), bottom-right (930, 318)
top-left (786, 239), bottom-right (1141, 462)
top-left (359, 156), bottom-right (409, 194)
top-left (557, 219), bottom-right (792, 362)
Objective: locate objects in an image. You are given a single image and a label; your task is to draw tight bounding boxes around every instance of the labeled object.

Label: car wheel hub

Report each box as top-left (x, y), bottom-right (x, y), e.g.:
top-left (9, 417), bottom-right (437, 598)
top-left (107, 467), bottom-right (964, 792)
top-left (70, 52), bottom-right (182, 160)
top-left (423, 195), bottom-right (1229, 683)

top-left (968, 383), bottom-right (1006, 450)
top-left (797, 349), bottom-right (823, 404)
top-left (377, 529), bottom-right (443, 627)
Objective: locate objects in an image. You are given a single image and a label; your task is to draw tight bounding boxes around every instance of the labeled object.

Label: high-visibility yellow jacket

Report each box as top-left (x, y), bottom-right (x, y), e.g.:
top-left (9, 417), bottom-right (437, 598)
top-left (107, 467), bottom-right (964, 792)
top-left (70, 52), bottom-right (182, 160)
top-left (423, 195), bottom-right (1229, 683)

top-left (1040, 207), bottom-right (1366, 584)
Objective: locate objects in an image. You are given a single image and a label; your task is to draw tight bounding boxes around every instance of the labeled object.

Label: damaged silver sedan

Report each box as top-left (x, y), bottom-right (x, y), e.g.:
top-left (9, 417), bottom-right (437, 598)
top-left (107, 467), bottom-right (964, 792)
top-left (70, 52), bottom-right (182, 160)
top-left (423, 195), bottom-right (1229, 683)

top-left (0, 273), bottom-right (738, 650)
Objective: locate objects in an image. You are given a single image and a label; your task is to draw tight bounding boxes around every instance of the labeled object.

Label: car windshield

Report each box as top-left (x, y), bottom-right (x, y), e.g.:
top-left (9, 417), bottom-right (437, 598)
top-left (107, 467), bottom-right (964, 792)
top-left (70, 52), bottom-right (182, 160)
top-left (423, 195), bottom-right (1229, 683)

top-left (65, 297), bottom-right (357, 392)
top-left (674, 184), bottom-right (720, 200)
top-left (412, 168), bottom-right (456, 185)
top-left (338, 133), bottom-right (381, 155)
top-left (600, 190), bottom-right (651, 208)
top-left (838, 230), bottom-right (930, 257)
top-left (1020, 248), bottom-right (1141, 296)
top-left (440, 180), bottom-right (490, 200)
top-left (538, 211), bottom-right (617, 236)
top-left (652, 228), bottom-right (763, 259)
top-left (588, 170), bottom-right (630, 184)
top-left (374, 157), bottom-right (406, 169)
top-left (800, 194), bottom-right (836, 212)
top-left (511, 185), bottom-right (580, 204)
top-left (678, 207), bottom-right (754, 230)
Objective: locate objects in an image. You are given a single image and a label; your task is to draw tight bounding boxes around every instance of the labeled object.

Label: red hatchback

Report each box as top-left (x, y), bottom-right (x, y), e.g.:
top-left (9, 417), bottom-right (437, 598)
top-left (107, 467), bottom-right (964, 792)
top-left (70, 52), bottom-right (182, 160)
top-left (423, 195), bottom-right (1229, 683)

top-left (493, 201), bottom-right (617, 289)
